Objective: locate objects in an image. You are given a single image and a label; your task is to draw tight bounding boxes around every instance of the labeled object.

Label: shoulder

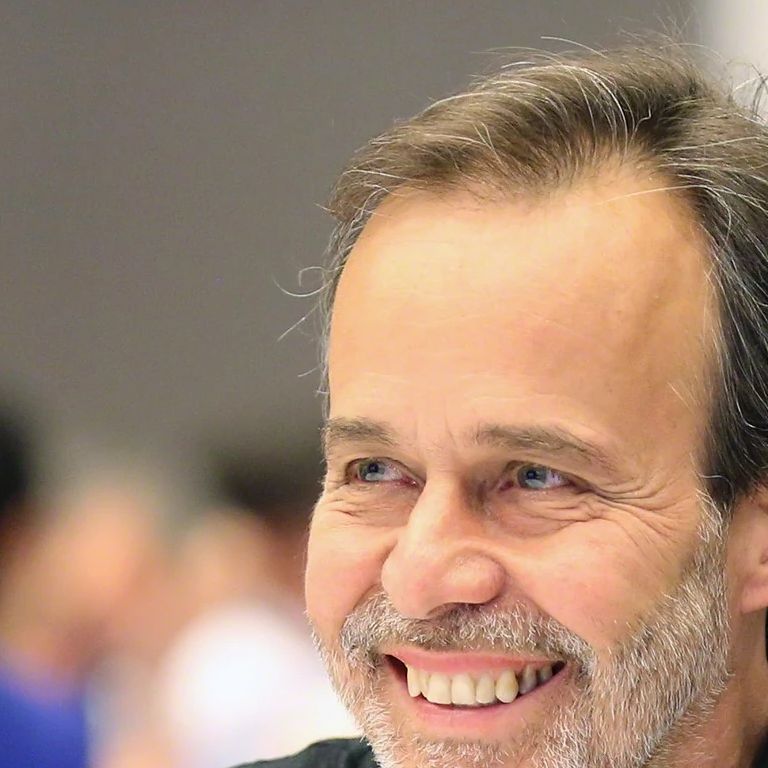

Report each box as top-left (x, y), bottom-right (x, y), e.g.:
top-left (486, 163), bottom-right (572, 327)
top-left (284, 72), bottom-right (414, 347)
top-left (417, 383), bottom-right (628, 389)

top-left (232, 738), bottom-right (375, 768)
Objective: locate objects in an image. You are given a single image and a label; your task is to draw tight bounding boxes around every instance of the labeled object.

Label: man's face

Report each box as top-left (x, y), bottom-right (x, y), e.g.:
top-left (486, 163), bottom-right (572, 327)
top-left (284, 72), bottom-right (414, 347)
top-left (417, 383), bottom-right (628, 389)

top-left (307, 170), bottom-right (731, 768)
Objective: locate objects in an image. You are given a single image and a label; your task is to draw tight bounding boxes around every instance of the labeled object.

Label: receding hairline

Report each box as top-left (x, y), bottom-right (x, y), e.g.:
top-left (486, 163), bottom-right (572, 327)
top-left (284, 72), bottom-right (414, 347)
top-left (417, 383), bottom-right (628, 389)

top-left (345, 150), bottom-right (711, 229)
top-left (327, 44), bottom-right (722, 221)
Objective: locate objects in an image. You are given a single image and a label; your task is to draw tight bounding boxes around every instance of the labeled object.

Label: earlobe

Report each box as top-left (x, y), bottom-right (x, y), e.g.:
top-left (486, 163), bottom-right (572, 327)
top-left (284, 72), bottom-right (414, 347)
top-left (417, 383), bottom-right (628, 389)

top-left (734, 487), bottom-right (768, 615)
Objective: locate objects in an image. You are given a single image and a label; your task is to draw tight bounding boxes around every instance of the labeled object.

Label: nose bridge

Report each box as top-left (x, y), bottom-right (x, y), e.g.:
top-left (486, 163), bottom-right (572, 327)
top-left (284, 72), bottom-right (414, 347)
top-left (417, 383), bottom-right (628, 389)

top-left (381, 477), bottom-right (506, 618)
top-left (411, 479), bottom-right (486, 549)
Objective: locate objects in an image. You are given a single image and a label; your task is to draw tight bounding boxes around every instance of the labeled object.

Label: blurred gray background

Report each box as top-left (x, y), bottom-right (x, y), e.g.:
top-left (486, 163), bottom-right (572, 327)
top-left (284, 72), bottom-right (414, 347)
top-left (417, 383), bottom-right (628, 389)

top-left (2, 0), bottom-right (758, 487)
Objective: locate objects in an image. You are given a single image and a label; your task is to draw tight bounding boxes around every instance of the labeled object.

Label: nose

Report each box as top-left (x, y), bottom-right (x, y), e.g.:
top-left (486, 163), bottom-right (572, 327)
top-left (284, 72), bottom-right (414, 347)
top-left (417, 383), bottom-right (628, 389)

top-left (380, 480), bottom-right (507, 619)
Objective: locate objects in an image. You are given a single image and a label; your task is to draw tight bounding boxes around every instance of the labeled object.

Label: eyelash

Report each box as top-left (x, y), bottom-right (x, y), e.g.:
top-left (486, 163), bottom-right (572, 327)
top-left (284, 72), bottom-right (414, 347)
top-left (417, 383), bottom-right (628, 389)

top-left (345, 458), bottom-right (413, 486)
top-left (343, 458), bottom-right (580, 492)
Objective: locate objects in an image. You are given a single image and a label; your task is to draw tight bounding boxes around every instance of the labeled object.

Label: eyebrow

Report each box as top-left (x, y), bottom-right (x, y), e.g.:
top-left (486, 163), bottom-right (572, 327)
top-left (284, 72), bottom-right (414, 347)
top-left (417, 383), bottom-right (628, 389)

top-left (323, 417), bottom-right (397, 455)
top-left (470, 423), bottom-right (620, 475)
top-left (323, 417), bottom-right (619, 475)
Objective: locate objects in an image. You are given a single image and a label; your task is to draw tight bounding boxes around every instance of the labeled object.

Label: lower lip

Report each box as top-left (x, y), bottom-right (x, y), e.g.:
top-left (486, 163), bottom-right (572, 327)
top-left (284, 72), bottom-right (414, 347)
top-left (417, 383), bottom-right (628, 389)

top-left (384, 657), bottom-right (570, 739)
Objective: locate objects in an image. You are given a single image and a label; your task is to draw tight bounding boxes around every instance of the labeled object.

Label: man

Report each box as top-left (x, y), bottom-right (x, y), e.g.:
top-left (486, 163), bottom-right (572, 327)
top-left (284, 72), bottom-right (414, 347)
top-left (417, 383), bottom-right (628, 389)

top-left (241, 43), bottom-right (768, 768)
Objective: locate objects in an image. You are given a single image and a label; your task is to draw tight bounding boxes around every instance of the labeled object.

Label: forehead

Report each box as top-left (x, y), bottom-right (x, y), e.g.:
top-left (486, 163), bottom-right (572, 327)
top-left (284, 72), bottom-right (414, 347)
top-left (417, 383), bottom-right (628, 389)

top-left (328, 169), bottom-right (716, 457)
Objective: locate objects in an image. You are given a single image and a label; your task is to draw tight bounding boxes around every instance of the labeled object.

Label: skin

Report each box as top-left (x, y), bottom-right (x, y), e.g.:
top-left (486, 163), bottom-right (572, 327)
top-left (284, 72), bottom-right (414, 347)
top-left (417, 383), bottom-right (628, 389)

top-left (306, 167), bottom-right (768, 767)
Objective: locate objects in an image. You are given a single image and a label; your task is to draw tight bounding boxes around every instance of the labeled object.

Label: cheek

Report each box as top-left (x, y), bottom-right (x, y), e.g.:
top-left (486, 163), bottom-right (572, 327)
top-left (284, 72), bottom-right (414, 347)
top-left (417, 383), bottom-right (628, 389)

top-left (305, 513), bottom-right (394, 642)
top-left (510, 523), bottom-right (684, 649)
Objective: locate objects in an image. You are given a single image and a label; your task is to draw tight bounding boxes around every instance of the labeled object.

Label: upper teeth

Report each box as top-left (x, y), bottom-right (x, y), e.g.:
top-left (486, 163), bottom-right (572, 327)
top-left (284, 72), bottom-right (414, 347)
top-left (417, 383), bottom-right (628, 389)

top-left (405, 663), bottom-right (556, 707)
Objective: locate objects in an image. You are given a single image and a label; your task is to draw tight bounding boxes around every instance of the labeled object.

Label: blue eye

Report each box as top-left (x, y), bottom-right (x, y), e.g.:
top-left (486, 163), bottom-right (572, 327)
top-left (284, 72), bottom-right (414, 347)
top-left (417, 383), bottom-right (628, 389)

top-left (515, 464), bottom-right (569, 490)
top-left (352, 459), bottom-right (403, 484)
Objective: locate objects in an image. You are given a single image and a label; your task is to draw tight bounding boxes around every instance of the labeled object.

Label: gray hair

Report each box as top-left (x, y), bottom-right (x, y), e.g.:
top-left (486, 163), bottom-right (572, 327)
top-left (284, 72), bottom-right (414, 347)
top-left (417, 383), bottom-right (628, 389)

top-left (318, 43), bottom-right (768, 512)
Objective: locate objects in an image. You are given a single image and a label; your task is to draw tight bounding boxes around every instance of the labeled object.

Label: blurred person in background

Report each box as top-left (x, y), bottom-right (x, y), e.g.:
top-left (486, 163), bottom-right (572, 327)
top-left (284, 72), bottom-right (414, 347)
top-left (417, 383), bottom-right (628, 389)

top-left (0, 406), bottom-right (90, 768)
top-left (0, 423), bottom-right (178, 768)
top-left (62, 468), bottom-right (181, 768)
top-left (157, 439), bottom-right (356, 768)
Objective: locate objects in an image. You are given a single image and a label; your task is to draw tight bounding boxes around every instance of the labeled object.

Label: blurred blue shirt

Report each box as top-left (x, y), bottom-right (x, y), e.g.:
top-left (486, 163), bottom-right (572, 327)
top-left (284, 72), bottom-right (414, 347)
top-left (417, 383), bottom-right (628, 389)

top-left (0, 660), bottom-right (89, 768)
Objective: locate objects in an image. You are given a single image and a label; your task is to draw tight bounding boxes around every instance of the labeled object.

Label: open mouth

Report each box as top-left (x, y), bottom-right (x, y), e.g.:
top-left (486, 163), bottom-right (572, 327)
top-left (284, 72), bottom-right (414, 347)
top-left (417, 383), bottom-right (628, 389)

top-left (386, 655), bottom-right (567, 709)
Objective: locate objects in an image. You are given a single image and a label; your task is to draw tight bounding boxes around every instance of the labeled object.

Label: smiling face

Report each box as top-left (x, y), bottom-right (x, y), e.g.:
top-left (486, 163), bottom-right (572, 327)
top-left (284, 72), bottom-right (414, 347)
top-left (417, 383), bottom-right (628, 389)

top-left (307, 169), bottom-right (734, 768)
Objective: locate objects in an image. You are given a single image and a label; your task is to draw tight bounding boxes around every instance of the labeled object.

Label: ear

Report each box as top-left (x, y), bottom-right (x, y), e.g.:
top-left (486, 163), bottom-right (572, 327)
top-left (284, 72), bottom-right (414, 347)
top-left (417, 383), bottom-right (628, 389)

top-left (733, 486), bottom-right (768, 615)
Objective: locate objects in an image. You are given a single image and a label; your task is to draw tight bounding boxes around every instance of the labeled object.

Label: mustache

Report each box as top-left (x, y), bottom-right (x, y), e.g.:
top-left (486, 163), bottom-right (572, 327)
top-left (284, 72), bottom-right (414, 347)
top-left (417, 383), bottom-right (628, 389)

top-left (337, 590), bottom-right (595, 670)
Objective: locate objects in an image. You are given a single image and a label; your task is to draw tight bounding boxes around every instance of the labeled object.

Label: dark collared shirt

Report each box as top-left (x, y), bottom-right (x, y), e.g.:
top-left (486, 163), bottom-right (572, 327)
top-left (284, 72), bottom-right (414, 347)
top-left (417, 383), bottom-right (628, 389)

top-left (237, 734), bottom-right (768, 768)
top-left (235, 739), bottom-right (375, 768)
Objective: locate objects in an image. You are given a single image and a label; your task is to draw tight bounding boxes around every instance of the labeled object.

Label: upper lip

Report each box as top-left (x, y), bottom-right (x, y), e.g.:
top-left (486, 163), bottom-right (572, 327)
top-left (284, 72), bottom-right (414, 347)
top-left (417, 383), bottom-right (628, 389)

top-left (385, 646), bottom-right (562, 675)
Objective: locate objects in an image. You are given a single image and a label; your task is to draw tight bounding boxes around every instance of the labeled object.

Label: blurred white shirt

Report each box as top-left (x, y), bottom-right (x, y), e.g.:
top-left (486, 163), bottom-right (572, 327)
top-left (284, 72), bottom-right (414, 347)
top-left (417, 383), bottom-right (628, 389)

top-left (158, 600), bottom-right (357, 768)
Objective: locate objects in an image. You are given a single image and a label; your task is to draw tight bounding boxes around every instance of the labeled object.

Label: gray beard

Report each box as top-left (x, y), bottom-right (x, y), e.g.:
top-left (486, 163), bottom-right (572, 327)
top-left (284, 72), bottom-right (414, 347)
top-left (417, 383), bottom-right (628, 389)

top-left (313, 496), bottom-right (731, 768)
